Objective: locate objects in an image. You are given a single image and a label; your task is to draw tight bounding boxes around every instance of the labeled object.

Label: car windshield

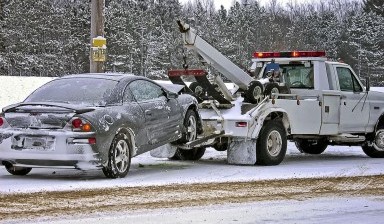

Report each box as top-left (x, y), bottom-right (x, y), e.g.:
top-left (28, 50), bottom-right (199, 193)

top-left (24, 77), bottom-right (117, 106)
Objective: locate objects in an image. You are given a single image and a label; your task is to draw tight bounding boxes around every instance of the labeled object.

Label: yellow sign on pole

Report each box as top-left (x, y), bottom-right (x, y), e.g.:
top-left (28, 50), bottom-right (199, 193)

top-left (91, 36), bottom-right (107, 62)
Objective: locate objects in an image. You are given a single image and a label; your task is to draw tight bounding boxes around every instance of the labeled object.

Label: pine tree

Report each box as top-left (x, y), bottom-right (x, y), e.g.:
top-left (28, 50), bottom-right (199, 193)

top-left (363, 0), bottom-right (384, 16)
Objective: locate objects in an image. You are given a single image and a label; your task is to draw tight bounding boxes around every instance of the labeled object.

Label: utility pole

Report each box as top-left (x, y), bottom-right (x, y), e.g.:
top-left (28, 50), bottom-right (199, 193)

top-left (90, 0), bottom-right (105, 73)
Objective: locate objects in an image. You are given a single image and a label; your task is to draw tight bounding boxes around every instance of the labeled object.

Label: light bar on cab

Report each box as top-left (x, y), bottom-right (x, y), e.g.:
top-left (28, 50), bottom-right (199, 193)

top-left (253, 51), bottom-right (326, 58)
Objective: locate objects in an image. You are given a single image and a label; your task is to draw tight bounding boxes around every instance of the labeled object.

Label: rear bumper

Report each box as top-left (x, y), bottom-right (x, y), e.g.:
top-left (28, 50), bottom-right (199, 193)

top-left (0, 129), bottom-right (102, 170)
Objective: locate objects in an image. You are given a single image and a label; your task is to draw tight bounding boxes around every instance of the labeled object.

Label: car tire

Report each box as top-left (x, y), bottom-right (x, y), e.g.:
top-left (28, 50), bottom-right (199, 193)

top-left (4, 162), bottom-right (32, 176)
top-left (362, 129), bottom-right (384, 158)
top-left (102, 132), bottom-right (131, 178)
top-left (256, 120), bottom-right (287, 165)
top-left (189, 82), bottom-right (205, 98)
top-left (171, 110), bottom-right (205, 160)
top-left (245, 81), bottom-right (264, 104)
top-left (295, 139), bottom-right (328, 154)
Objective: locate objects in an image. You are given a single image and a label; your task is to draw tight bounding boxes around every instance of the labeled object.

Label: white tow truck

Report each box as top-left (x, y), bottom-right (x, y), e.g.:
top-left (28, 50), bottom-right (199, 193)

top-left (153, 20), bottom-right (384, 165)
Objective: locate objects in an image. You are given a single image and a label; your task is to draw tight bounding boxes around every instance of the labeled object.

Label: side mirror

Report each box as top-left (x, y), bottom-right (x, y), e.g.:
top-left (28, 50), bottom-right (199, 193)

top-left (365, 77), bottom-right (370, 92)
top-left (166, 91), bottom-right (178, 99)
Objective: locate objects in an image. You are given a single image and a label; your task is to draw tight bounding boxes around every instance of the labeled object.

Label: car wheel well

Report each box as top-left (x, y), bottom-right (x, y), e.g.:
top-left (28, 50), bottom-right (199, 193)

top-left (115, 128), bottom-right (135, 155)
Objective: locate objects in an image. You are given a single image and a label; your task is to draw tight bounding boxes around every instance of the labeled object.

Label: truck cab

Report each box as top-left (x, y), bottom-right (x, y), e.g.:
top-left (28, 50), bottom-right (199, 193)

top-left (250, 51), bottom-right (384, 158)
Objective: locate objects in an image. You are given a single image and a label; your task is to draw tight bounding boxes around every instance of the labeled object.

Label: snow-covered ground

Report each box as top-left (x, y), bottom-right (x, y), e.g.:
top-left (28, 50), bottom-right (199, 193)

top-left (2, 143), bottom-right (384, 194)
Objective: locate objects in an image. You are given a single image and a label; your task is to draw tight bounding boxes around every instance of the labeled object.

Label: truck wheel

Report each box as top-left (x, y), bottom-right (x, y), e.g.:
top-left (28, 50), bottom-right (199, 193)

top-left (362, 129), bottom-right (384, 158)
top-left (174, 147), bottom-right (206, 160)
top-left (245, 81), bottom-right (264, 104)
top-left (102, 133), bottom-right (131, 178)
top-left (264, 83), bottom-right (280, 97)
top-left (256, 120), bottom-right (287, 165)
top-left (295, 139), bottom-right (328, 154)
top-left (189, 82), bottom-right (205, 97)
top-left (4, 162), bottom-right (32, 176)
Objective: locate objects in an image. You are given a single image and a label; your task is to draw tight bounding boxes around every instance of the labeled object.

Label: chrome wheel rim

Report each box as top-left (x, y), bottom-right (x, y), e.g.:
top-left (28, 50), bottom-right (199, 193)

top-left (374, 130), bottom-right (384, 151)
top-left (267, 130), bottom-right (282, 156)
top-left (253, 86), bottom-right (263, 102)
top-left (114, 139), bottom-right (129, 173)
top-left (271, 87), bottom-right (279, 95)
top-left (186, 115), bottom-right (197, 142)
top-left (195, 86), bottom-right (204, 97)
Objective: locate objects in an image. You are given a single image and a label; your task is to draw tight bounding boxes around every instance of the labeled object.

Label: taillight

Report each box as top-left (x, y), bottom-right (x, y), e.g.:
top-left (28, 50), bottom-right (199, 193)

top-left (0, 117), bottom-right (4, 127)
top-left (71, 118), bottom-right (93, 132)
top-left (236, 122), bottom-right (248, 127)
top-left (72, 118), bottom-right (83, 128)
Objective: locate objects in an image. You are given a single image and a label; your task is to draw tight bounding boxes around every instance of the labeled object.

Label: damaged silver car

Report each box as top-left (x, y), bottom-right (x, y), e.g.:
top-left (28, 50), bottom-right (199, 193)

top-left (0, 73), bottom-right (202, 178)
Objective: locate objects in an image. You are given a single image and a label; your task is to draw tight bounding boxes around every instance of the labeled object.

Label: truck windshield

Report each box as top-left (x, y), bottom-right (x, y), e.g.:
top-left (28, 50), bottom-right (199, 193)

top-left (281, 64), bottom-right (314, 89)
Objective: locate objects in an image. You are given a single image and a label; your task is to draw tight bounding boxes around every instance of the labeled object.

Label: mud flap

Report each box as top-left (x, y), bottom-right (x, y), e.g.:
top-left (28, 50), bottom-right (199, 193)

top-left (150, 144), bottom-right (178, 158)
top-left (227, 139), bottom-right (256, 165)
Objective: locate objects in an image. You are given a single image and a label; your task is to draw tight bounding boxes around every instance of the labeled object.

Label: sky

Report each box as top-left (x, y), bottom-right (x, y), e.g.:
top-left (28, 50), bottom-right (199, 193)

top-left (179, 0), bottom-right (311, 10)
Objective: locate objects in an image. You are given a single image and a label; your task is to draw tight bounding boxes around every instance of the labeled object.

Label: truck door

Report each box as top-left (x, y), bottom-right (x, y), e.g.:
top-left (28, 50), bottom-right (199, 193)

top-left (336, 66), bottom-right (369, 133)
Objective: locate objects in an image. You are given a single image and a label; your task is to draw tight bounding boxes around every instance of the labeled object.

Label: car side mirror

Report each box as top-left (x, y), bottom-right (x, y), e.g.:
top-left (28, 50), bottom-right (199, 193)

top-left (365, 77), bottom-right (370, 92)
top-left (166, 91), bottom-right (178, 99)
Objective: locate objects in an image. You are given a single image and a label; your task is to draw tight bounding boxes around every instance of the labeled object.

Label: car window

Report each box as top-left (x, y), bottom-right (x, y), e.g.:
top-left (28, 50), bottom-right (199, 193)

top-left (128, 80), bottom-right (164, 102)
top-left (336, 67), bottom-right (362, 92)
top-left (123, 85), bottom-right (134, 103)
top-left (24, 77), bottom-right (117, 106)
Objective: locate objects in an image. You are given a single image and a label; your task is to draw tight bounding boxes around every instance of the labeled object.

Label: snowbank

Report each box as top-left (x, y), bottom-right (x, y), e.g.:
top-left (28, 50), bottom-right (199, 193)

top-left (0, 76), bottom-right (54, 109)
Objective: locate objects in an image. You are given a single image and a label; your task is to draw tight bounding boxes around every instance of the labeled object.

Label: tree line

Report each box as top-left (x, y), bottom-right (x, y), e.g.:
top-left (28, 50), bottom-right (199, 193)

top-left (0, 0), bottom-right (383, 84)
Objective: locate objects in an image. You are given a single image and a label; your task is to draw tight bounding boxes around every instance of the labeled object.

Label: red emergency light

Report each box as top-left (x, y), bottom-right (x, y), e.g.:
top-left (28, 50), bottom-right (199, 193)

top-left (253, 51), bottom-right (326, 58)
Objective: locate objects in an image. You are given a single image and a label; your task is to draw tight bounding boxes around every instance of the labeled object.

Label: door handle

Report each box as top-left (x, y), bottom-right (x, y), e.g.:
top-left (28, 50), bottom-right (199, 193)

top-left (145, 110), bottom-right (152, 116)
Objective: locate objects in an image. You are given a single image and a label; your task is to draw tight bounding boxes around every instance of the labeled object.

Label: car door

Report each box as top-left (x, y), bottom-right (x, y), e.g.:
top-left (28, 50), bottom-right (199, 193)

top-left (128, 80), bottom-right (180, 150)
top-left (121, 85), bottom-right (149, 152)
top-left (336, 66), bottom-right (369, 133)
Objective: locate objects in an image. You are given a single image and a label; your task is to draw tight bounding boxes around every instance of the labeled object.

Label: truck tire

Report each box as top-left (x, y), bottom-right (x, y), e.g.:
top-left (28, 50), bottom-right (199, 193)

top-left (295, 139), bottom-right (328, 154)
top-left (189, 82), bottom-right (205, 97)
top-left (362, 129), bottom-right (384, 158)
top-left (264, 83), bottom-right (280, 97)
top-left (4, 162), bottom-right (32, 176)
top-left (245, 81), bottom-right (264, 104)
top-left (256, 120), bottom-right (287, 165)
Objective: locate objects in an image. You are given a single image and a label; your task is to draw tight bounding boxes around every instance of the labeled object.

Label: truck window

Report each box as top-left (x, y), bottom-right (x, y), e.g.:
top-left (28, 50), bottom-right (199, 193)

top-left (336, 67), bottom-right (362, 92)
top-left (281, 64), bottom-right (314, 89)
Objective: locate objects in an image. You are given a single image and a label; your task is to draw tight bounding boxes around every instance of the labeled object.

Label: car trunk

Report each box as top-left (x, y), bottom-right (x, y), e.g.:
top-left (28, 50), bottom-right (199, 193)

top-left (3, 104), bottom-right (84, 129)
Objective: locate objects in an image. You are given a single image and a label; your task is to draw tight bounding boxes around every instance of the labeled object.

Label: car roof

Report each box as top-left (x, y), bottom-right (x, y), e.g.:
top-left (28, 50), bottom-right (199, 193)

top-left (60, 73), bottom-right (138, 82)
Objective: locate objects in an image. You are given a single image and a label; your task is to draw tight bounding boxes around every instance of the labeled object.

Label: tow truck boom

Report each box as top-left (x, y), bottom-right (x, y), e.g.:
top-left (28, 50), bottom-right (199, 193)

top-left (177, 20), bottom-right (253, 90)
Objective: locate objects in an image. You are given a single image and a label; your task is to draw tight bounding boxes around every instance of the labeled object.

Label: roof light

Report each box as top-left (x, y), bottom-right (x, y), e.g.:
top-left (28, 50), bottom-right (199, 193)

top-left (253, 51), bottom-right (326, 58)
